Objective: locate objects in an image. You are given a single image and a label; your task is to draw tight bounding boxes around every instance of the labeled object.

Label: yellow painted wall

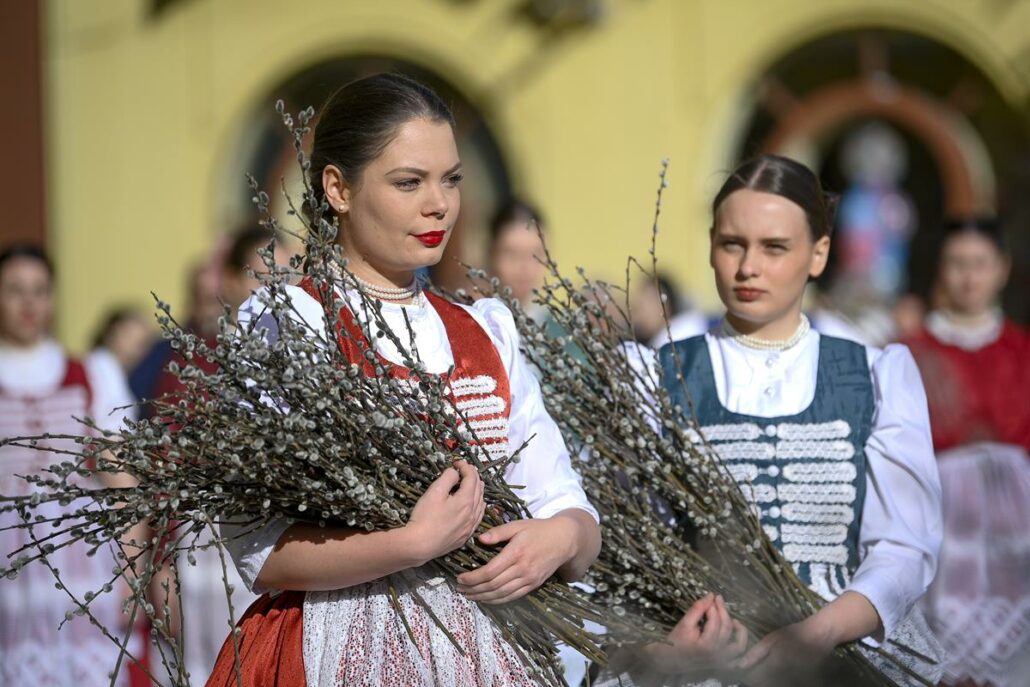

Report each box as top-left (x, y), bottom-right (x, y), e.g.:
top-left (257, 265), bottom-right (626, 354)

top-left (44, 0), bottom-right (1030, 350)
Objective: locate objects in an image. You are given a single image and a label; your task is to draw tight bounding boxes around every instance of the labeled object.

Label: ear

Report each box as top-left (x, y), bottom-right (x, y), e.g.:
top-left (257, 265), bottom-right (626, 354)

top-left (322, 165), bottom-right (351, 214)
top-left (809, 235), bottom-right (831, 280)
top-left (999, 253), bottom-right (1012, 289)
top-left (708, 227), bottom-right (717, 270)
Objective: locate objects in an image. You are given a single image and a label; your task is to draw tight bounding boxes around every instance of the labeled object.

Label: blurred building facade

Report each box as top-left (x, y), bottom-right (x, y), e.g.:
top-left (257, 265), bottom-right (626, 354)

top-left (9, 0), bottom-right (1030, 349)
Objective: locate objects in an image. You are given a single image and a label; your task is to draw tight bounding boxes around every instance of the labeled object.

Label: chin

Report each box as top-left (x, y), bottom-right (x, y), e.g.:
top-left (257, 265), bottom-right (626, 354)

top-left (418, 251), bottom-right (445, 268)
top-left (727, 301), bottom-right (772, 323)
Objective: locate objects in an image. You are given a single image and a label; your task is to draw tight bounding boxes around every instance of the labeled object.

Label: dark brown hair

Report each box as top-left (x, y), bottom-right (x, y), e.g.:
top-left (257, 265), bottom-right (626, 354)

top-left (90, 306), bottom-right (146, 350)
top-left (941, 215), bottom-right (1005, 254)
top-left (0, 244), bottom-right (53, 281)
top-left (308, 73), bottom-right (455, 212)
top-left (712, 154), bottom-right (837, 241)
top-left (224, 224), bottom-right (279, 272)
top-left (488, 197), bottom-right (545, 247)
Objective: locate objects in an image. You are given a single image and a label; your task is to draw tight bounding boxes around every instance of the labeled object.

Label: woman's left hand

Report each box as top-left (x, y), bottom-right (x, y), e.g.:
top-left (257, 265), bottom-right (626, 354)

top-left (455, 516), bottom-right (578, 604)
top-left (732, 615), bottom-right (838, 686)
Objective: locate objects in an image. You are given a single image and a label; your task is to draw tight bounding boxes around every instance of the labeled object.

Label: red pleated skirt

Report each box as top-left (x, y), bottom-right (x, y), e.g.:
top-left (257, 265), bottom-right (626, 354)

top-left (205, 591), bottom-right (306, 687)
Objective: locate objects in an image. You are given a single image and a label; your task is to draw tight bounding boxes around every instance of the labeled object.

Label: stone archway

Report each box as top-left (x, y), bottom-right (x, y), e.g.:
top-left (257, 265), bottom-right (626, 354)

top-left (764, 77), bottom-right (989, 215)
top-left (735, 28), bottom-right (1030, 318)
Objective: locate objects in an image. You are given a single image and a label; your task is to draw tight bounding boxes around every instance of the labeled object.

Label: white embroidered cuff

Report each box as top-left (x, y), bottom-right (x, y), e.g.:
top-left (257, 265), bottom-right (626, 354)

top-left (845, 564), bottom-right (910, 645)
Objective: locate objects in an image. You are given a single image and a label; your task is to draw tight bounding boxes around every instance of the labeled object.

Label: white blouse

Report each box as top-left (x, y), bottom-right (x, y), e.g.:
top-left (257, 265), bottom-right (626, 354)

top-left (633, 326), bottom-right (942, 642)
top-left (224, 285), bottom-right (598, 593)
top-left (84, 347), bottom-right (138, 427)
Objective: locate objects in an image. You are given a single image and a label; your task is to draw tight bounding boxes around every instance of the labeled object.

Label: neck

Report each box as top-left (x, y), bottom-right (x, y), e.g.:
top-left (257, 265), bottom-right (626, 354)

top-left (350, 263), bottom-right (416, 291)
top-left (724, 309), bottom-right (804, 341)
top-left (338, 240), bottom-right (417, 292)
top-left (0, 334), bottom-right (45, 351)
top-left (940, 307), bottom-right (998, 330)
top-left (338, 258), bottom-right (421, 305)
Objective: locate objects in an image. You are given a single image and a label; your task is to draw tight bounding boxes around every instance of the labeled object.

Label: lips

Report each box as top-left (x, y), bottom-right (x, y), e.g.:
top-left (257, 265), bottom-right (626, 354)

top-left (733, 288), bottom-right (765, 302)
top-left (413, 231), bottom-right (446, 247)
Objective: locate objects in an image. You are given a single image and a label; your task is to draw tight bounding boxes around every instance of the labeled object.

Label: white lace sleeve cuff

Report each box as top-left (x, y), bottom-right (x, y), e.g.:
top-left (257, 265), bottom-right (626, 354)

top-left (845, 544), bottom-right (927, 643)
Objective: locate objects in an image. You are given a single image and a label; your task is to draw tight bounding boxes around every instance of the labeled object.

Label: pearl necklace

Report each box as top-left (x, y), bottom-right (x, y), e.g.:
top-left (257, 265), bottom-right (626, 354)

top-left (352, 273), bottom-right (425, 307)
top-left (723, 314), bottom-right (810, 351)
top-left (328, 261), bottom-right (425, 306)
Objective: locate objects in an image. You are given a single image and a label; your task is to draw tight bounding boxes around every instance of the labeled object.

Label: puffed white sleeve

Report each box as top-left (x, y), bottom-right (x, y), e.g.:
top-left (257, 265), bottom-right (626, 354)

top-left (468, 299), bottom-right (599, 522)
top-left (85, 351), bottom-right (137, 433)
top-left (219, 285), bottom-right (328, 593)
top-left (621, 341), bottom-right (662, 434)
top-left (844, 343), bottom-right (942, 642)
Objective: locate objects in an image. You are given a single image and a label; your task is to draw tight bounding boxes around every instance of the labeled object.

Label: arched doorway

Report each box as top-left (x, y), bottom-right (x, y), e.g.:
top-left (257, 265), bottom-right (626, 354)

top-left (735, 29), bottom-right (1030, 321)
top-left (222, 55), bottom-right (512, 290)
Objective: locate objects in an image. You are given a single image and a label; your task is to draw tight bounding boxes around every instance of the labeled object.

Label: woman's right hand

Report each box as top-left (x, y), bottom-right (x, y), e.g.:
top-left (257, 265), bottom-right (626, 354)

top-left (638, 593), bottom-right (749, 677)
top-left (405, 460), bottom-right (485, 564)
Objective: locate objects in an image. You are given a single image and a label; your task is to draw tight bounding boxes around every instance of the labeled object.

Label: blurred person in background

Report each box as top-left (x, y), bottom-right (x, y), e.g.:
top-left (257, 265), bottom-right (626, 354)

top-left (130, 225), bottom-right (282, 414)
top-left (86, 306), bottom-right (152, 426)
top-left (629, 272), bottom-right (708, 348)
top-left (902, 217), bottom-right (1029, 687)
top-left (0, 244), bottom-right (139, 686)
top-left (488, 198), bottom-right (548, 321)
top-left (129, 259), bottom-right (222, 414)
top-left (219, 224), bottom-right (286, 315)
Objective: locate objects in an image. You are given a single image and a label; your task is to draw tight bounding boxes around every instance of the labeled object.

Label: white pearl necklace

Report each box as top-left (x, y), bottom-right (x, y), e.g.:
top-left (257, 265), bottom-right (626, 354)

top-left (328, 261), bottom-right (425, 306)
top-left (351, 273), bottom-right (417, 300)
top-left (723, 314), bottom-right (811, 351)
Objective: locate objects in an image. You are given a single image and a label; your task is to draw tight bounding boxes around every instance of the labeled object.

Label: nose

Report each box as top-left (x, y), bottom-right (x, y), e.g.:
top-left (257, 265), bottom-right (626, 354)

top-left (737, 248), bottom-right (761, 280)
top-left (422, 183), bottom-right (448, 219)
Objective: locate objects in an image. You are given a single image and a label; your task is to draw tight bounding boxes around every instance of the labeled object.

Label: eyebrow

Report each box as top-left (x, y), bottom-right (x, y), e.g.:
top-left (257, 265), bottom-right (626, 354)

top-left (385, 162), bottom-right (463, 176)
top-left (714, 231), bottom-right (793, 243)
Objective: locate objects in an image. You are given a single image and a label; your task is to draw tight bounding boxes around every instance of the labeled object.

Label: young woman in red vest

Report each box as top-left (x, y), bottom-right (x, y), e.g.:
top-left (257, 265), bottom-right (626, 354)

top-left (903, 218), bottom-right (1030, 687)
top-left (0, 245), bottom-right (141, 686)
top-left (206, 73), bottom-right (601, 687)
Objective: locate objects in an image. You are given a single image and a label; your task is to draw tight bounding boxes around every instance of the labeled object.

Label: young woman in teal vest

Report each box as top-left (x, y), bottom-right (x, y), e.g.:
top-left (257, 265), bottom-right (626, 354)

top-left (609, 155), bottom-right (945, 686)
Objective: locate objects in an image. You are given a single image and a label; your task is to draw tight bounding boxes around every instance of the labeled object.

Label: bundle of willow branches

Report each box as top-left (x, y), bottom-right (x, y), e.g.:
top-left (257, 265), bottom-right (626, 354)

top-left (458, 162), bottom-right (938, 687)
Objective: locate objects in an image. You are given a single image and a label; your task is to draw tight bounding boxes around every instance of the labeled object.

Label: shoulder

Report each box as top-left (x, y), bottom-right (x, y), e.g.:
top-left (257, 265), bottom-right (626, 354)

top-left (814, 332), bottom-right (884, 371)
top-left (457, 297), bottom-right (518, 349)
top-left (238, 284), bottom-right (325, 330)
top-left (1001, 319), bottom-right (1030, 348)
top-left (862, 342), bottom-right (925, 397)
top-left (658, 332), bottom-right (708, 354)
top-left (83, 348), bottom-right (120, 382)
top-left (898, 326), bottom-right (940, 354)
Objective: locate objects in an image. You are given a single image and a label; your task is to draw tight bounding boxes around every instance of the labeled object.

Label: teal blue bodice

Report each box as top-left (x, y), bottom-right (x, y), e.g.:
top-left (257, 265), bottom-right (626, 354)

top-left (659, 334), bottom-right (875, 597)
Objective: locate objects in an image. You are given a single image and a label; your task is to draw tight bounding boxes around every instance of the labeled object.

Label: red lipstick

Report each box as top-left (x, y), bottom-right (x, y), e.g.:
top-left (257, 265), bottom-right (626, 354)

top-left (733, 287), bottom-right (765, 302)
top-left (414, 231), bottom-right (446, 247)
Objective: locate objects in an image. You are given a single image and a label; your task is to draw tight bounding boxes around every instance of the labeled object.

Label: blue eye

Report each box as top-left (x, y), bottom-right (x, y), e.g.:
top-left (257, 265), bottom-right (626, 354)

top-left (446, 173), bottom-right (464, 186)
top-left (394, 178), bottom-right (420, 190)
